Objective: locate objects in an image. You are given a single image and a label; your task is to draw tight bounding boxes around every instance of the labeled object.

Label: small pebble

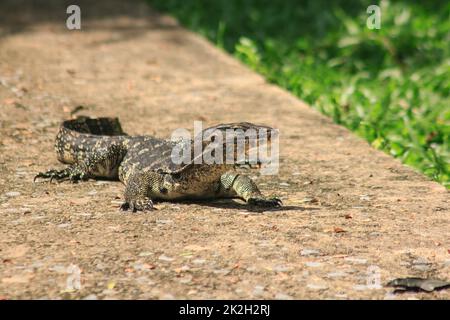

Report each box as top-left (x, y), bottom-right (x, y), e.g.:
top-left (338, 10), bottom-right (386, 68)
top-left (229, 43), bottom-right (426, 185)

top-left (327, 271), bottom-right (348, 278)
top-left (5, 191), bottom-right (21, 197)
top-left (234, 288), bottom-right (245, 296)
top-left (257, 241), bottom-right (273, 247)
top-left (96, 263), bottom-right (106, 270)
top-left (136, 276), bottom-right (155, 285)
top-left (179, 275), bottom-right (193, 284)
top-left (156, 219), bottom-right (173, 224)
top-left (307, 283), bottom-right (329, 290)
top-left (273, 265), bottom-right (291, 272)
top-left (213, 269), bottom-right (230, 275)
top-left (253, 285), bottom-right (265, 297)
top-left (412, 264), bottom-right (431, 271)
top-left (49, 265), bottom-right (67, 273)
top-left (192, 259), bottom-right (206, 265)
top-left (353, 284), bottom-right (368, 291)
top-left (180, 265), bottom-right (190, 271)
top-left (275, 293), bottom-right (293, 300)
top-left (305, 261), bottom-right (323, 268)
top-left (344, 257), bottom-right (367, 265)
top-left (158, 255), bottom-right (174, 262)
top-left (411, 258), bottom-right (432, 271)
top-left (300, 249), bottom-right (320, 256)
top-left (76, 212), bottom-right (92, 217)
top-left (132, 263), bottom-right (148, 271)
top-left (138, 251), bottom-right (153, 257)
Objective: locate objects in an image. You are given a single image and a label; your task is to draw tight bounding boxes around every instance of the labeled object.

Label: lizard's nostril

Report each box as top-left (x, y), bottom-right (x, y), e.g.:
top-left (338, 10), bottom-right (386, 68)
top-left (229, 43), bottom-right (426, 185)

top-left (160, 187), bottom-right (168, 194)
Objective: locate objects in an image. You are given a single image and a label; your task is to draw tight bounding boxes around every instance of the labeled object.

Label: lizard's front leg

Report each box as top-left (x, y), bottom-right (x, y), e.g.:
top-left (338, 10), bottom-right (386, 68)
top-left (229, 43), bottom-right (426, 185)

top-left (34, 144), bottom-right (126, 183)
top-left (120, 170), bottom-right (164, 212)
top-left (219, 172), bottom-right (282, 208)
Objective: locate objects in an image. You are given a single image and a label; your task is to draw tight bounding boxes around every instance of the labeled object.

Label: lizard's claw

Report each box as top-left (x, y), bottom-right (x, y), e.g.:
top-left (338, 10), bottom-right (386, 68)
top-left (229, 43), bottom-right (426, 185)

top-left (248, 196), bottom-right (282, 208)
top-left (120, 198), bottom-right (155, 213)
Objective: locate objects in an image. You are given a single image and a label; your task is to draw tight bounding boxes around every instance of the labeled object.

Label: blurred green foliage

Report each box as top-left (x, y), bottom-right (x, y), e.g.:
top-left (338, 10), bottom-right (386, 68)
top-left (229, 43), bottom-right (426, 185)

top-left (149, 0), bottom-right (450, 187)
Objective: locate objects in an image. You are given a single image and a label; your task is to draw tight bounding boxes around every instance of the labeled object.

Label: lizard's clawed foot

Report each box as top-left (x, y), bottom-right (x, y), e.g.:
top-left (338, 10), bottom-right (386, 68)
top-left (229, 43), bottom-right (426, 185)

top-left (34, 167), bottom-right (88, 183)
top-left (248, 196), bottom-right (282, 208)
top-left (120, 198), bottom-right (155, 213)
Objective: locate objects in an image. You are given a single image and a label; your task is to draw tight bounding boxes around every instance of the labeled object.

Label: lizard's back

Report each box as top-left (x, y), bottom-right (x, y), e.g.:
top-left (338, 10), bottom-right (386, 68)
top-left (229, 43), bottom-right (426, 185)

top-left (118, 136), bottom-right (182, 183)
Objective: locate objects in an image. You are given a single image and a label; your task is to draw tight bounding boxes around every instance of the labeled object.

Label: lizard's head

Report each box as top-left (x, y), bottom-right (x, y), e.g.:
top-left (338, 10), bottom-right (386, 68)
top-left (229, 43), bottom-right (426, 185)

top-left (197, 122), bottom-right (278, 168)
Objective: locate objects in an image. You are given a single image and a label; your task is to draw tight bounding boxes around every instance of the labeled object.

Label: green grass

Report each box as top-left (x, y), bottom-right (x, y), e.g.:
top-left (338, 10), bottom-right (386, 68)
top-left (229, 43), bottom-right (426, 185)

top-left (148, 0), bottom-right (450, 188)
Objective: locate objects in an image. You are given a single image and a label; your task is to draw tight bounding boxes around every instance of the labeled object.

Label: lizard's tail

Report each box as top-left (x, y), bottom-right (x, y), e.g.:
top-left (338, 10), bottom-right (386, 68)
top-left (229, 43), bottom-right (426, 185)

top-left (55, 116), bottom-right (127, 164)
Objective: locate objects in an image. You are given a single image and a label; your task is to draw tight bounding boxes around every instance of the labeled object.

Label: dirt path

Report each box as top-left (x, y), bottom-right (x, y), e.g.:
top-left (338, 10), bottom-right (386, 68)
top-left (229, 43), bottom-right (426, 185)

top-left (0, 0), bottom-right (448, 299)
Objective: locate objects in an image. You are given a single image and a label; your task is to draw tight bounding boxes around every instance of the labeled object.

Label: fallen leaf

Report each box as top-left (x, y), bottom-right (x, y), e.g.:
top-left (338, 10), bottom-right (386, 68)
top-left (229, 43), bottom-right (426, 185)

top-left (143, 263), bottom-right (155, 270)
top-left (334, 227), bottom-right (346, 233)
top-left (387, 277), bottom-right (450, 292)
top-left (107, 281), bottom-right (116, 290)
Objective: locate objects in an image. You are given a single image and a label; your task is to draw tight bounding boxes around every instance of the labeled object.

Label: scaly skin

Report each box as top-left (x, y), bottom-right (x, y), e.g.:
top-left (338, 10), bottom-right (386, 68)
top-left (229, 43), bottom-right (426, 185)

top-left (35, 117), bottom-right (282, 212)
